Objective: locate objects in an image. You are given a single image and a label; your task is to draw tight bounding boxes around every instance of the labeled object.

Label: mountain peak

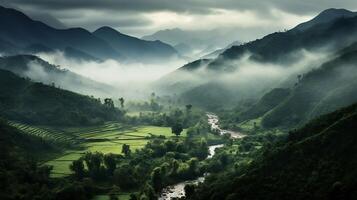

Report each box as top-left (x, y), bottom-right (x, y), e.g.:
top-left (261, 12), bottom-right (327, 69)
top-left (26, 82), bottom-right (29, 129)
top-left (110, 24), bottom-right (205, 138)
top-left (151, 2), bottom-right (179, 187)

top-left (294, 8), bottom-right (357, 31)
top-left (95, 26), bottom-right (118, 33)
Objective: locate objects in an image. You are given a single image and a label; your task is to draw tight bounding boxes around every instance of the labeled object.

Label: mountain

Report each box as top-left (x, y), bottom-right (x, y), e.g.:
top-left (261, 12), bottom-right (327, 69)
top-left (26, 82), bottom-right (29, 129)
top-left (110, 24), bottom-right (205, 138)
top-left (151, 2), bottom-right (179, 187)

top-left (142, 28), bottom-right (239, 57)
top-left (181, 9), bottom-right (357, 72)
top-left (155, 9), bottom-right (357, 109)
top-left (202, 41), bottom-right (241, 59)
top-left (210, 14), bottom-right (357, 68)
top-left (0, 55), bottom-right (114, 96)
top-left (0, 6), bottom-right (121, 60)
top-left (93, 26), bottom-right (178, 62)
top-left (0, 69), bottom-right (123, 126)
top-left (0, 6), bottom-right (179, 63)
top-left (192, 102), bottom-right (357, 200)
top-left (293, 8), bottom-right (357, 31)
top-left (261, 47), bottom-right (357, 128)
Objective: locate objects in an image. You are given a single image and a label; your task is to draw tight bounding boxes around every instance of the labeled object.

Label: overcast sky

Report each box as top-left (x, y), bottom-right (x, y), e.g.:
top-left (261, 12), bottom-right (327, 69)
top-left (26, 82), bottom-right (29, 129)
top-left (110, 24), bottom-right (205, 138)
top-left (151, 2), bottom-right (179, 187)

top-left (1, 0), bottom-right (357, 40)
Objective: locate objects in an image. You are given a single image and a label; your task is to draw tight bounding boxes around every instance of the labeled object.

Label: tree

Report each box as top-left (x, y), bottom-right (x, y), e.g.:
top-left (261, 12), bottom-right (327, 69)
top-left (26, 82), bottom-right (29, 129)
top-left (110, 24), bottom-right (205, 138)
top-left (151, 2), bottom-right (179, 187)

top-left (119, 97), bottom-right (125, 108)
top-left (185, 104), bottom-right (193, 112)
top-left (151, 167), bottom-right (163, 192)
top-left (171, 123), bottom-right (183, 137)
top-left (121, 144), bottom-right (131, 157)
top-left (70, 159), bottom-right (85, 180)
top-left (83, 152), bottom-right (104, 180)
top-left (104, 153), bottom-right (117, 175)
top-left (114, 164), bottom-right (137, 189)
top-left (104, 98), bottom-right (115, 108)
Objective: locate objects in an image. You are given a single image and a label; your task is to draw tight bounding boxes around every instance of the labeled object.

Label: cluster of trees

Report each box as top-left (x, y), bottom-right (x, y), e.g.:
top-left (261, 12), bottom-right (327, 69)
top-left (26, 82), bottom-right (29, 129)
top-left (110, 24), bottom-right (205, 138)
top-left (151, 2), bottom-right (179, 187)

top-left (126, 106), bottom-right (202, 129)
top-left (69, 132), bottom-right (213, 199)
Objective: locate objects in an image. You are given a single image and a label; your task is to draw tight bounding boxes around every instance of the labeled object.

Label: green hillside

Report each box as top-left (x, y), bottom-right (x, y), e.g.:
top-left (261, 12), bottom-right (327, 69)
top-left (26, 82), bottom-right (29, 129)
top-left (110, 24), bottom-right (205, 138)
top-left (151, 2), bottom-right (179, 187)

top-left (191, 103), bottom-right (357, 200)
top-left (0, 69), bottom-right (123, 126)
top-left (262, 49), bottom-right (357, 128)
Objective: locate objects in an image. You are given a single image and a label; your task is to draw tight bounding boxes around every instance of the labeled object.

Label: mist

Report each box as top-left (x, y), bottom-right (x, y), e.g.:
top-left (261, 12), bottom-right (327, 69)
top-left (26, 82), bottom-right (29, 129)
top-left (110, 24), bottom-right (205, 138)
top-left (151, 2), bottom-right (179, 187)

top-left (157, 48), bottom-right (332, 107)
top-left (35, 51), bottom-right (187, 99)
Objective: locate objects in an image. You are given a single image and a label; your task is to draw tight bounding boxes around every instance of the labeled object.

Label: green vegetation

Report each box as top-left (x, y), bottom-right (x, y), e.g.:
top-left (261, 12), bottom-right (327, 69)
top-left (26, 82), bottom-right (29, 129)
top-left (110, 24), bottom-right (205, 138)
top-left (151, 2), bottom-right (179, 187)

top-left (5, 119), bottom-right (191, 177)
top-left (67, 122), bottom-right (224, 200)
top-left (188, 103), bottom-right (357, 200)
top-left (0, 69), bottom-right (124, 126)
top-left (262, 49), bottom-right (357, 128)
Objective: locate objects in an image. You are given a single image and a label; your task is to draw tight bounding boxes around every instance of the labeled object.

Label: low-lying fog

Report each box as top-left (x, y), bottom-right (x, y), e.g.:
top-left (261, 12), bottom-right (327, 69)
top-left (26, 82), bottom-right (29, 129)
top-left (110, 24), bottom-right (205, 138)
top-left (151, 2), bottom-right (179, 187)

top-left (34, 48), bottom-right (333, 102)
top-left (36, 51), bottom-right (187, 98)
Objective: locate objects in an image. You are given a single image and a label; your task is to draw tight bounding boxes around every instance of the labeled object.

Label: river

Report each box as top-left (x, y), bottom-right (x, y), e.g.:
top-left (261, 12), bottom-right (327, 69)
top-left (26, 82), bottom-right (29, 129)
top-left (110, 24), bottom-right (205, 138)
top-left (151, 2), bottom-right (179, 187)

top-left (158, 113), bottom-right (245, 200)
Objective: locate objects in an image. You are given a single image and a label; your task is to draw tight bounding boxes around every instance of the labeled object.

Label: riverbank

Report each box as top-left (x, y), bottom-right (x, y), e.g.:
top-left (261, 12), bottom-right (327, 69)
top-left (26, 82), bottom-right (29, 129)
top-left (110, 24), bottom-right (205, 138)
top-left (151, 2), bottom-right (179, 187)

top-left (158, 113), bottom-right (246, 199)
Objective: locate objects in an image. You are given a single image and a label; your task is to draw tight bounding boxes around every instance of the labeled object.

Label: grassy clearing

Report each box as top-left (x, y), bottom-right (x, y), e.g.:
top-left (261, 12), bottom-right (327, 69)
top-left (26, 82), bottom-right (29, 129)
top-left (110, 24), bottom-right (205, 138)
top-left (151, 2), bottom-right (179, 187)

top-left (238, 117), bottom-right (263, 132)
top-left (9, 121), bottom-right (186, 177)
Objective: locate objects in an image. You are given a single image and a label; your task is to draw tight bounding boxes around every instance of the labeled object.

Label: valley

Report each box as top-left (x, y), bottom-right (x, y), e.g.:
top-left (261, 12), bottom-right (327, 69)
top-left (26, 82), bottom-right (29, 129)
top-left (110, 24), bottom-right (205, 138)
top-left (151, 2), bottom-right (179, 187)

top-left (1, 2), bottom-right (357, 200)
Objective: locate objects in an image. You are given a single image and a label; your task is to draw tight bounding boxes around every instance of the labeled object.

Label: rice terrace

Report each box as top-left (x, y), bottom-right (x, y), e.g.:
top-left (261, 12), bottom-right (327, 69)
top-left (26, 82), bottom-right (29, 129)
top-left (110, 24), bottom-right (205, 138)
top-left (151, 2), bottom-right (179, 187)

top-left (10, 121), bottom-right (187, 177)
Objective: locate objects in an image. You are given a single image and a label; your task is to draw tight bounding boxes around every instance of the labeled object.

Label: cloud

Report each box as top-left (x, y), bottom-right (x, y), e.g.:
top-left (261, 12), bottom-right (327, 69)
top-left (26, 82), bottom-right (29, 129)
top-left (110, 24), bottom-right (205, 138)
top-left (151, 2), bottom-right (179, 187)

top-left (1, 0), bottom-right (356, 49)
top-left (4, 0), bottom-right (357, 38)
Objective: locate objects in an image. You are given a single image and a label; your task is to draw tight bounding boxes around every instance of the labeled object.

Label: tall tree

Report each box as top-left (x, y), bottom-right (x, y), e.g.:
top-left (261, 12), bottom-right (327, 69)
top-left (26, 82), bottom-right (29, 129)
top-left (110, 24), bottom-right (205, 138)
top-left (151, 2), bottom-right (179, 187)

top-left (104, 153), bottom-right (117, 175)
top-left (121, 144), bottom-right (131, 157)
top-left (171, 123), bottom-right (183, 137)
top-left (119, 97), bottom-right (125, 108)
top-left (69, 159), bottom-right (85, 180)
top-left (104, 98), bottom-right (115, 108)
top-left (185, 104), bottom-right (193, 112)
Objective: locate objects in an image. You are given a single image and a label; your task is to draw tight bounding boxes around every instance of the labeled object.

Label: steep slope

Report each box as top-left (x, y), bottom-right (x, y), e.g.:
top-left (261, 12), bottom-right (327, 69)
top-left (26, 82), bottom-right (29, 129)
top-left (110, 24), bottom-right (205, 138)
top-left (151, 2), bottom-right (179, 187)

top-left (0, 6), bottom-right (120, 60)
top-left (262, 48), bottom-right (357, 128)
top-left (0, 55), bottom-right (114, 96)
top-left (238, 88), bottom-right (291, 121)
top-left (193, 103), bottom-right (357, 200)
top-left (93, 26), bottom-right (178, 62)
top-left (0, 69), bottom-right (123, 126)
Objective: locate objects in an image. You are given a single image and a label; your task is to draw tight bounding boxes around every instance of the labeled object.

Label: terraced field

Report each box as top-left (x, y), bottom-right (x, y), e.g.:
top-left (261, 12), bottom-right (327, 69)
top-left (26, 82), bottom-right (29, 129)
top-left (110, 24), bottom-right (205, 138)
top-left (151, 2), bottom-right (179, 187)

top-left (9, 121), bottom-right (187, 177)
top-left (9, 121), bottom-right (78, 146)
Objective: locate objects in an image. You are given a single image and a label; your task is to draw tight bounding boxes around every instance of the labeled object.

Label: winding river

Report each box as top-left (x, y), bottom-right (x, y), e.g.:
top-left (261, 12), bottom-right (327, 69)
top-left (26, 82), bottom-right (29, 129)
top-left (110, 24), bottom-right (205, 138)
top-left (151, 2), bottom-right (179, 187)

top-left (158, 113), bottom-right (245, 200)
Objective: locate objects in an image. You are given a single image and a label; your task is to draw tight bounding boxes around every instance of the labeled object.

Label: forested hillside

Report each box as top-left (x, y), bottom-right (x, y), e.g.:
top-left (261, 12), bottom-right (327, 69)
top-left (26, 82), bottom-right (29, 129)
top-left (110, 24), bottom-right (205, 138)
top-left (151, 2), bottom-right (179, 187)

top-left (0, 69), bottom-right (123, 126)
top-left (190, 103), bottom-right (357, 200)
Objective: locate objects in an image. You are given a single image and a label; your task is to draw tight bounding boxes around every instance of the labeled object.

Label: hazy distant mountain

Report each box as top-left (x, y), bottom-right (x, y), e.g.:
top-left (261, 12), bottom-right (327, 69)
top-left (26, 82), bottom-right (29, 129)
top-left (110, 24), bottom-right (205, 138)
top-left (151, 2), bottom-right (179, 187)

top-left (293, 8), bottom-right (357, 31)
top-left (0, 55), bottom-right (114, 96)
top-left (202, 41), bottom-right (241, 59)
top-left (142, 28), bottom-right (239, 57)
top-left (93, 26), bottom-right (178, 62)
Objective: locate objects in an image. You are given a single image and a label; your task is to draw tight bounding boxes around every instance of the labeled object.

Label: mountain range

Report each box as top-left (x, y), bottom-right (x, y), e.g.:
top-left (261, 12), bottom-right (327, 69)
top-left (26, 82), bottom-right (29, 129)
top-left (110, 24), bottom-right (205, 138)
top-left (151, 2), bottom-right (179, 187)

top-left (142, 28), bottom-right (240, 58)
top-left (156, 8), bottom-right (357, 113)
top-left (0, 6), bottom-right (179, 63)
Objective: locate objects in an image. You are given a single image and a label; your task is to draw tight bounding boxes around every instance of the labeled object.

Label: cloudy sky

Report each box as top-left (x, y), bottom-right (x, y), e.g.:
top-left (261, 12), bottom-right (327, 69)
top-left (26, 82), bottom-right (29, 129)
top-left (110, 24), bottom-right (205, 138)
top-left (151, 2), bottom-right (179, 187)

top-left (1, 0), bottom-right (357, 41)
